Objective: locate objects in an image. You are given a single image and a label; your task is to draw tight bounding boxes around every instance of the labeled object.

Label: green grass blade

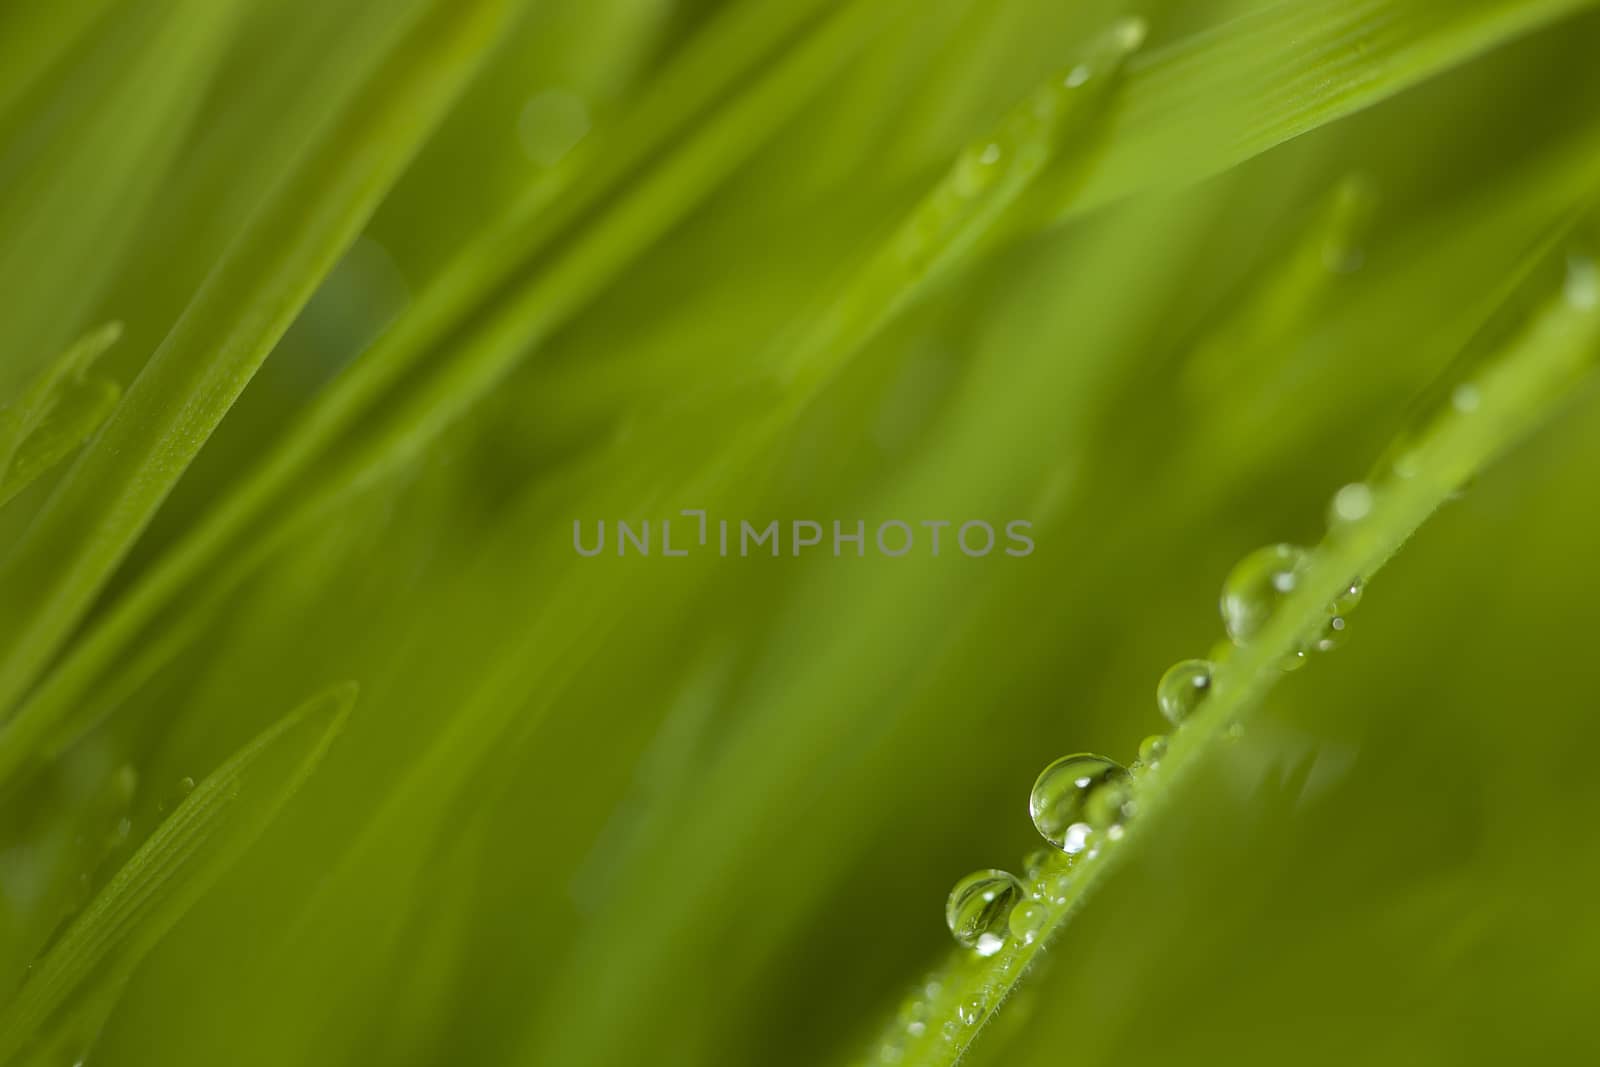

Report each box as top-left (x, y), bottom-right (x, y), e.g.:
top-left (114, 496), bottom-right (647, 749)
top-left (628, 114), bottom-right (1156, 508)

top-left (0, 0), bottom-right (508, 719)
top-left (0, 683), bottom-right (356, 1063)
top-left (0, 322), bottom-right (122, 504)
top-left (859, 216), bottom-right (1600, 1067)
top-left (0, 0), bottom-right (241, 403)
top-left (1067, 0), bottom-right (1600, 220)
top-left (0, 0), bottom-right (906, 788)
top-left (0, 0), bottom-right (117, 123)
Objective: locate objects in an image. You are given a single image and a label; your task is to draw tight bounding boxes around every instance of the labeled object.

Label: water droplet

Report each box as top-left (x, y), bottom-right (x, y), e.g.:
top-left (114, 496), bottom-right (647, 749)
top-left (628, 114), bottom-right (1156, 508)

top-left (1226, 720), bottom-right (1245, 741)
top-left (1566, 254), bottom-right (1599, 310)
top-left (1065, 17), bottom-right (1146, 90)
top-left (1329, 482), bottom-right (1373, 526)
top-left (1313, 615), bottom-right (1349, 653)
top-left (1452, 383), bottom-right (1482, 414)
top-left (1279, 648), bottom-right (1308, 672)
top-left (157, 775), bottom-right (197, 815)
top-left (1008, 901), bottom-right (1049, 945)
top-left (945, 869), bottom-right (1024, 953)
top-left (953, 143), bottom-right (1003, 196)
top-left (1221, 544), bottom-right (1310, 646)
top-left (1156, 659), bottom-right (1213, 725)
top-left (957, 995), bottom-right (986, 1026)
top-left (1082, 779), bottom-right (1133, 829)
top-left (1060, 822), bottom-right (1093, 854)
top-left (1029, 754), bottom-right (1130, 850)
top-left (1138, 734), bottom-right (1168, 768)
top-left (1022, 848), bottom-right (1054, 878)
top-left (1043, 870), bottom-right (1074, 905)
top-left (1331, 577), bottom-right (1363, 615)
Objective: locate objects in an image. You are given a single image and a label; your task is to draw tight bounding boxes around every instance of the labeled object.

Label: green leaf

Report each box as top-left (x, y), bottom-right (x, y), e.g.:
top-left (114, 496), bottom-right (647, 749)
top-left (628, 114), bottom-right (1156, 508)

top-left (0, 322), bottom-right (122, 508)
top-left (0, 682), bottom-right (356, 1064)
top-left (861, 214), bottom-right (1600, 1067)
top-left (0, 0), bottom-right (508, 719)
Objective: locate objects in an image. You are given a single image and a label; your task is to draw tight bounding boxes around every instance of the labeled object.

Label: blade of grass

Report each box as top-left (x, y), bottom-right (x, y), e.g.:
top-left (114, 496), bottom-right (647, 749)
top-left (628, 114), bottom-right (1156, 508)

top-left (0, 322), bottom-right (121, 506)
top-left (0, 0), bottom-right (909, 789)
top-left (858, 212), bottom-right (1600, 1067)
top-left (0, 0), bottom-right (508, 719)
top-left (1065, 0), bottom-right (1600, 221)
top-left (0, 0), bottom-right (117, 123)
top-left (0, 0), bottom-right (241, 402)
top-left (0, 683), bottom-right (356, 1063)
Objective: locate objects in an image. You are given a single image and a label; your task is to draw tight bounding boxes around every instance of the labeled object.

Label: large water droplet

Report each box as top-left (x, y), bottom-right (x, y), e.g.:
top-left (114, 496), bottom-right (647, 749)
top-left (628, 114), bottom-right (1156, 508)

top-left (945, 869), bottom-right (1024, 954)
top-left (1221, 544), bottom-right (1310, 646)
top-left (1029, 754), bottom-right (1130, 850)
top-left (1156, 659), bottom-right (1213, 725)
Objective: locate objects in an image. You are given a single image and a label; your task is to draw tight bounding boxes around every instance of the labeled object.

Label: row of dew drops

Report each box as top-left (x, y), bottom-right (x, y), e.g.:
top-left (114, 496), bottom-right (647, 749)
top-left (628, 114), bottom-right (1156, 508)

top-left (882, 149), bottom-right (1600, 1067)
top-left (907, 480), bottom-right (1385, 1056)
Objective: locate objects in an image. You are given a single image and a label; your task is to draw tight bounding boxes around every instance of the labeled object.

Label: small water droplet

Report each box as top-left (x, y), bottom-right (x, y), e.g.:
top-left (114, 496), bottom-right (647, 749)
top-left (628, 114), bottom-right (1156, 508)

top-left (1313, 614), bottom-right (1349, 653)
top-left (953, 143), bottom-right (1003, 196)
top-left (1279, 648), bottom-right (1308, 672)
top-left (1029, 754), bottom-right (1129, 850)
top-left (1156, 659), bottom-right (1213, 725)
top-left (1008, 901), bottom-right (1049, 945)
top-left (1064, 65), bottom-right (1091, 88)
top-left (957, 995), bottom-right (987, 1026)
top-left (1329, 482), bottom-right (1373, 526)
top-left (1221, 544), bottom-right (1310, 646)
top-left (1138, 734), bottom-right (1168, 768)
top-left (1451, 383), bottom-right (1482, 414)
top-left (945, 869), bottom-right (1024, 953)
top-left (1044, 870), bottom-right (1074, 905)
top-left (1226, 720), bottom-right (1246, 741)
top-left (1331, 577), bottom-right (1363, 615)
top-left (1022, 848), bottom-right (1054, 878)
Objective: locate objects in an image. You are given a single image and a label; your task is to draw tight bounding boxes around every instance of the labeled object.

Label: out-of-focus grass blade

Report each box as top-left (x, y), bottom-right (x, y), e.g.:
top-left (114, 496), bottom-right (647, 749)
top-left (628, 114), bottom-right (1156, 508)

top-left (0, 0), bottom-right (241, 403)
top-left (0, 0), bottom-right (905, 791)
top-left (0, 0), bottom-right (116, 122)
top-left (0, 0), bottom-right (508, 720)
top-left (1066, 0), bottom-right (1599, 220)
top-left (0, 683), bottom-right (356, 1064)
top-left (0, 323), bottom-right (121, 506)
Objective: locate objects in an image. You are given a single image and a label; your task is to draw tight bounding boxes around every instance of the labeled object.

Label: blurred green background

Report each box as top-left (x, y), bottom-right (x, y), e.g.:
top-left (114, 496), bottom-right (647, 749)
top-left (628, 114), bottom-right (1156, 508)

top-left (3, 0), bottom-right (1600, 1064)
